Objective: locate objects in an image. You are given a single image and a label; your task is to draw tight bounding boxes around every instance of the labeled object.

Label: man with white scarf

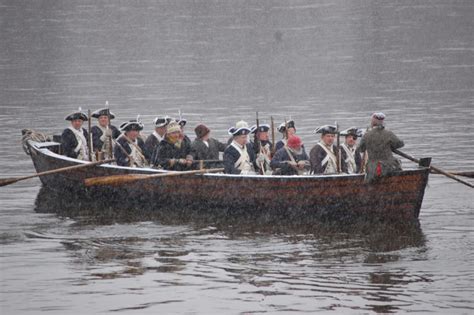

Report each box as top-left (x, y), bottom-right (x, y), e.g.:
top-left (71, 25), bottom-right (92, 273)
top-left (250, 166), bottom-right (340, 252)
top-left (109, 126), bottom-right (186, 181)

top-left (91, 108), bottom-right (121, 160)
top-left (223, 120), bottom-right (257, 175)
top-left (145, 116), bottom-right (172, 158)
top-left (340, 127), bottom-right (363, 174)
top-left (310, 125), bottom-right (347, 174)
top-left (61, 109), bottom-right (90, 161)
top-left (114, 119), bottom-right (149, 167)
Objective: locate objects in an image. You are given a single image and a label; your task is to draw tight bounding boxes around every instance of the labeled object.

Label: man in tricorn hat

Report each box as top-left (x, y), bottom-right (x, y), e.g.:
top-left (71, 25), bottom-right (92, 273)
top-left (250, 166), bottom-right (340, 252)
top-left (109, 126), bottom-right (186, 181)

top-left (270, 135), bottom-right (309, 175)
top-left (310, 125), bottom-right (346, 174)
top-left (340, 127), bottom-right (363, 174)
top-left (145, 115), bottom-right (171, 158)
top-left (191, 124), bottom-right (227, 161)
top-left (275, 120), bottom-right (297, 151)
top-left (223, 120), bottom-right (257, 174)
top-left (250, 123), bottom-right (273, 174)
top-left (358, 112), bottom-right (404, 182)
top-left (90, 107), bottom-right (121, 160)
top-left (152, 121), bottom-right (193, 170)
top-left (61, 108), bottom-right (90, 161)
top-left (114, 118), bottom-right (148, 167)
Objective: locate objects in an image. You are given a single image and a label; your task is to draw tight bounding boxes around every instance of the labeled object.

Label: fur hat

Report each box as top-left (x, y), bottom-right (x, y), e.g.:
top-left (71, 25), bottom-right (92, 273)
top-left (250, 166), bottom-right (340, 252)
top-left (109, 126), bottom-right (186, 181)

top-left (250, 124), bottom-right (270, 134)
top-left (277, 120), bottom-right (296, 133)
top-left (194, 124), bottom-right (210, 139)
top-left (287, 136), bottom-right (302, 149)
top-left (91, 108), bottom-right (115, 119)
top-left (314, 125), bottom-right (337, 135)
top-left (65, 108), bottom-right (88, 121)
top-left (166, 121), bottom-right (181, 134)
top-left (228, 120), bottom-right (251, 136)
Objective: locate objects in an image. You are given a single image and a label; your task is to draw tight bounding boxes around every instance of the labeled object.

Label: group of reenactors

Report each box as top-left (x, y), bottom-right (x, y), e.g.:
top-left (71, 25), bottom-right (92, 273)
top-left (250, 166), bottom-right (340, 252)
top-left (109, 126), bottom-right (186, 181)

top-left (61, 107), bottom-right (405, 182)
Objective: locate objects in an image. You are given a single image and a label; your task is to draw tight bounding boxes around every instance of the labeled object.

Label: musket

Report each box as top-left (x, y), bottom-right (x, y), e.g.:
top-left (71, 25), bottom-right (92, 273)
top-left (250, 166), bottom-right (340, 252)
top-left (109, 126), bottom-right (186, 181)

top-left (87, 109), bottom-right (93, 161)
top-left (270, 116), bottom-right (276, 156)
top-left (255, 111), bottom-right (264, 175)
top-left (105, 101), bottom-right (114, 159)
top-left (336, 121), bottom-right (341, 173)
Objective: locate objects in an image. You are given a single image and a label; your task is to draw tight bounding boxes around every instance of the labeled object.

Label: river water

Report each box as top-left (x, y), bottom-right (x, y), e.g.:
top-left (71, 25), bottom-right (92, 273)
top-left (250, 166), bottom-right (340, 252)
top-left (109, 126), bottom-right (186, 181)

top-left (0, 1), bottom-right (473, 314)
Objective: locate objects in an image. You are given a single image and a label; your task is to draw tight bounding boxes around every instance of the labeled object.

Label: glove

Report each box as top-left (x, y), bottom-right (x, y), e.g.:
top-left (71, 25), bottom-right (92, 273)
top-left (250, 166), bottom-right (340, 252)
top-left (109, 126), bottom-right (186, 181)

top-left (297, 161), bottom-right (306, 169)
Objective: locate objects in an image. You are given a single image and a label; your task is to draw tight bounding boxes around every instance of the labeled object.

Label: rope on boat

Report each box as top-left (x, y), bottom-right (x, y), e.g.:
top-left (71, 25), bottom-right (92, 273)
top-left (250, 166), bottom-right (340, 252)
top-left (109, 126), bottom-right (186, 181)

top-left (21, 129), bottom-right (52, 155)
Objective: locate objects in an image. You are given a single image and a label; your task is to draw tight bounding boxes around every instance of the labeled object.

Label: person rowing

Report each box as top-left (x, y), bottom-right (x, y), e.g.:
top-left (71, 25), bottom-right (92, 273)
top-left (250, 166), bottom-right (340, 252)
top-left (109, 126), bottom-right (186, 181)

top-left (114, 118), bottom-right (149, 167)
top-left (152, 121), bottom-right (193, 171)
top-left (270, 135), bottom-right (309, 175)
top-left (61, 108), bottom-right (90, 161)
top-left (358, 112), bottom-right (404, 183)
top-left (191, 124), bottom-right (227, 161)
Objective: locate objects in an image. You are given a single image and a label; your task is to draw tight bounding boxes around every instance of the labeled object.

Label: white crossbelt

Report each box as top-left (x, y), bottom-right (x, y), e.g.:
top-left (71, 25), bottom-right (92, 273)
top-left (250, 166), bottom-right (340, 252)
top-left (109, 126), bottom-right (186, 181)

top-left (317, 142), bottom-right (337, 174)
top-left (68, 127), bottom-right (89, 161)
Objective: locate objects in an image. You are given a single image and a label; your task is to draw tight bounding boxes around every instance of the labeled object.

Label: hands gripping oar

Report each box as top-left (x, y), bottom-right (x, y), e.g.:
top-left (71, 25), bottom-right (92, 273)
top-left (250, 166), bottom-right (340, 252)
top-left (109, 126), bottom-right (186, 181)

top-left (393, 149), bottom-right (473, 189)
top-left (0, 159), bottom-right (115, 187)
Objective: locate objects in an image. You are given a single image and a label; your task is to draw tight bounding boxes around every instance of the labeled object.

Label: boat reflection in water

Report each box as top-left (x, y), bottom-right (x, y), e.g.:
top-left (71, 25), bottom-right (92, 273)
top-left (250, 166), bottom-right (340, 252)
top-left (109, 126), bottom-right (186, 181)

top-left (33, 186), bottom-right (430, 313)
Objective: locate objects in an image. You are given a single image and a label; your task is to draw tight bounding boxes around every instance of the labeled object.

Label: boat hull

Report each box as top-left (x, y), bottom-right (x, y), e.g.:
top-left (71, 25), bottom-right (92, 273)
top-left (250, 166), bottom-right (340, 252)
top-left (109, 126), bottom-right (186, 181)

top-left (27, 141), bottom-right (430, 221)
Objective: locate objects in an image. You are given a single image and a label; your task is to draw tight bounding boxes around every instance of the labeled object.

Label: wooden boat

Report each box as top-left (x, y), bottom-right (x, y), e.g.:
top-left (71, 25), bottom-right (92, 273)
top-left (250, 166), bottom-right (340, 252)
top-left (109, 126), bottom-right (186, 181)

top-left (25, 140), bottom-right (431, 221)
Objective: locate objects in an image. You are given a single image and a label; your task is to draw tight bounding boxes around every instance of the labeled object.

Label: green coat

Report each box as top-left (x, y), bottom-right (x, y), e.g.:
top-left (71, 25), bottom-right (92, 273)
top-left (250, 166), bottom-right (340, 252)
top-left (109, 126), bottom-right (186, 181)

top-left (358, 126), bottom-right (404, 182)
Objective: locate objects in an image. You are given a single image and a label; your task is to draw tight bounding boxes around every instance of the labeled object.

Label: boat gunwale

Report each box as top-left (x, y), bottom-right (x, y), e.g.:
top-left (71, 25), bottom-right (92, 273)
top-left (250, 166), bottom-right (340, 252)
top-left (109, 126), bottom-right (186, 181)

top-left (29, 140), bottom-right (430, 181)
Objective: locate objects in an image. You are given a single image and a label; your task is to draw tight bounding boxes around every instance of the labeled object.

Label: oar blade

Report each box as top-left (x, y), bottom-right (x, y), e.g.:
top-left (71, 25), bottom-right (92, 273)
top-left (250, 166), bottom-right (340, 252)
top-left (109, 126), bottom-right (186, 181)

top-left (84, 174), bottom-right (148, 187)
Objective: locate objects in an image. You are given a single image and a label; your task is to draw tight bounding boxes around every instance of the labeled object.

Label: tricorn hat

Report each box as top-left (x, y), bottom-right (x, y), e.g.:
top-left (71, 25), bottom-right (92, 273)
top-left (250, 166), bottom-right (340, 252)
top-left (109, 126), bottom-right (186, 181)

top-left (91, 108), bottom-right (115, 119)
top-left (250, 124), bottom-right (270, 134)
top-left (119, 118), bottom-right (144, 132)
top-left (153, 116), bottom-right (172, 128)
top-left (228, 120), bottom-right (251, 136)
top-left (340, 127), bottom-right (363, 138)
top-left (314, 125), bottom-right (337, 135)
top-left (65, 108), bottom-right (88, 121)
top-left (277, 120), bottom-right (296, 133)
top-left (175, 118), bottom-right (187, 127)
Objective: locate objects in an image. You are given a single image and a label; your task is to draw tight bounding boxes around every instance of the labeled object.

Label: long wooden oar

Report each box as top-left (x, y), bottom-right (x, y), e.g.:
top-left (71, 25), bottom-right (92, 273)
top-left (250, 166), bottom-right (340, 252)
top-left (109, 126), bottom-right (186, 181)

top-left (0, 158), bottom-right (115, 187)
top-left (447, 171), bottom-right (474, 178)
top-left (393, 149), bottom-right (473, 189)
top-left (84, 168), bottom-right (224, 187)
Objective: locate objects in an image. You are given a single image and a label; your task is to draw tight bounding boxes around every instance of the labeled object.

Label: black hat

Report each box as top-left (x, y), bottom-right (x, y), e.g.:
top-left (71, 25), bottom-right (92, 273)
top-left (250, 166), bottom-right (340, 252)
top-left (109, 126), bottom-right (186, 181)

top-left (65, 108), bottom-right (88, 121)
top-left (120, 119), bottom-right (144, 132)
top-left (175, 118), bottom-right (187, 127)
top-left (340, 127), bottom-right (363, 138)
top-left (153, 116), bottom-right (172, 128)
top-left (91, 108), bottom-right (115, 119)
top-left (250, 124), bottom-right (270, 134)
top-left (314, 125), bottom-right (337, 135)
top-left (228, 120), bottom-right (251, 136)
top-left (277, 120), bottom-right (296, 133)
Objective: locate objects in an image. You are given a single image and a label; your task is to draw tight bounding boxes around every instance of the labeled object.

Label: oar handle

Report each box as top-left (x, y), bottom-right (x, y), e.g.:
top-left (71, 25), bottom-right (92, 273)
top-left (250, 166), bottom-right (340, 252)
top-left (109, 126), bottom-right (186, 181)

top-left (0, 158), bottom-right (115, 187)
top-left (393, 149), bottom-right (473, 189)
